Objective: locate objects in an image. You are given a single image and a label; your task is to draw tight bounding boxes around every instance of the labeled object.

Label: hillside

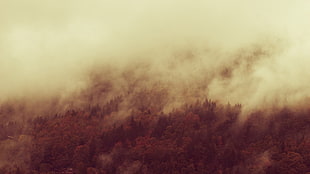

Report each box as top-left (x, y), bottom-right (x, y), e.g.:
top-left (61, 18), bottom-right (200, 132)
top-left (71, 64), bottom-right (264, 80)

top-left (1, 97), bottom-right (310, 174)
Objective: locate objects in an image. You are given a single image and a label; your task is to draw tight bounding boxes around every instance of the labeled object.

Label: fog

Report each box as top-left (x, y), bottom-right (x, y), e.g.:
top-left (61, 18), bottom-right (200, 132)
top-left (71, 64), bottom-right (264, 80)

top-left (1, 0), bottom-right (310, 116)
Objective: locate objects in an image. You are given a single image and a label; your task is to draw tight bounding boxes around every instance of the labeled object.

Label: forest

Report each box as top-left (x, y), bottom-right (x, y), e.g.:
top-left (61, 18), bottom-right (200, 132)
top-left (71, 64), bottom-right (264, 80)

top-left (2, 0), bottom-right (310, 173)
top-left (1, 95), bottom-right (310, 174)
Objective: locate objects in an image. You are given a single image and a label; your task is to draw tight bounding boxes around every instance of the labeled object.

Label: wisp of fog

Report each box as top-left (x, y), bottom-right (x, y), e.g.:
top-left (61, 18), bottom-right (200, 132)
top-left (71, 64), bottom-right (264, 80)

top-left (1, 0), bottom-right (310, 118)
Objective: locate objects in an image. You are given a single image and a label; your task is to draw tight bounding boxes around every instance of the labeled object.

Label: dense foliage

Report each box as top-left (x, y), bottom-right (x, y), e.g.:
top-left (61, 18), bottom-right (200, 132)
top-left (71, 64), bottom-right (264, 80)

top-left (1, 98), bottom-right (310, 174)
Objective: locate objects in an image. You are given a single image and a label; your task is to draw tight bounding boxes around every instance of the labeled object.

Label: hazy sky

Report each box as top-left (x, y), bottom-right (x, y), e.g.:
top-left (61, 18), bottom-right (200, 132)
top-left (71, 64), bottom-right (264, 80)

top-left (1, 0), bottom-right (310, 112)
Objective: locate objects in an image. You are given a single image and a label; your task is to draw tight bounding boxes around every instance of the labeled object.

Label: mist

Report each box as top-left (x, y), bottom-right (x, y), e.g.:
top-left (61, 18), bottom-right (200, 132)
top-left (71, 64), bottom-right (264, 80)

top-left (2, 1), bottom-right (310, 173)
top-left (1, 0), bottom-right (310, 116)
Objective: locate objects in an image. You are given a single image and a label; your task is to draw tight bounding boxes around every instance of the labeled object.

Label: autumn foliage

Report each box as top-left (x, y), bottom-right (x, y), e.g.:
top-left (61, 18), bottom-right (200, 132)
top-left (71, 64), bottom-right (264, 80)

top-left (1, 98), bottom-right (310, 174)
